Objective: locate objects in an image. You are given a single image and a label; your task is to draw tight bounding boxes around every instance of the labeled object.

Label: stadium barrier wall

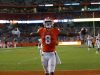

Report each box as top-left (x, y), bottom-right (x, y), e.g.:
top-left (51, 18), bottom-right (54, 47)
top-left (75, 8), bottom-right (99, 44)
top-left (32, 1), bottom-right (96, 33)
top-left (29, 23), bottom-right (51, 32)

top-left (16, 42), bottom-right (38, 47)
top-left (16, 41), bottom-right (81, 47)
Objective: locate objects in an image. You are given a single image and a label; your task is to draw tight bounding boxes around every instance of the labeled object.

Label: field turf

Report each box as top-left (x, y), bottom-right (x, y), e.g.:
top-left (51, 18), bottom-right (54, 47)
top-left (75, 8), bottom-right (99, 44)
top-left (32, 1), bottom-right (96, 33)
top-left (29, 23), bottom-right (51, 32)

top-left (0, 46), bottom-right (100, 71)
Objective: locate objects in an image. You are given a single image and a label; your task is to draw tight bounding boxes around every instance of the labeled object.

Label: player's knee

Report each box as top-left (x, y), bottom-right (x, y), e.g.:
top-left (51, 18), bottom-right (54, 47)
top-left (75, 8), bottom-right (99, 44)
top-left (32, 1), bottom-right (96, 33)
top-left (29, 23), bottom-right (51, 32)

top-left (48, 65), bottom-right (55, 73)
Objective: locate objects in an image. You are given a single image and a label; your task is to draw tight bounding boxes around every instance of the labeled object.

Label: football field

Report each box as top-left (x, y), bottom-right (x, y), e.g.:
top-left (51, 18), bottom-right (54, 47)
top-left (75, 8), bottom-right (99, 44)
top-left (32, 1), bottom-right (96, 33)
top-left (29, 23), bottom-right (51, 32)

top-left (0, 45), bottom-right (100, 75)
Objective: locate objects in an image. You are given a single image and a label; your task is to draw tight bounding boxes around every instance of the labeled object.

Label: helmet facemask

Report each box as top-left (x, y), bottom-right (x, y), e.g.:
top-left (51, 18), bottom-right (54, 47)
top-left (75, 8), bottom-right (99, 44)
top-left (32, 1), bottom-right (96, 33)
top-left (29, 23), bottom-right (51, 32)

top-left (44, 21), bottom-right (53, 28)
top-left (43, 17), bottom-right (54, 28)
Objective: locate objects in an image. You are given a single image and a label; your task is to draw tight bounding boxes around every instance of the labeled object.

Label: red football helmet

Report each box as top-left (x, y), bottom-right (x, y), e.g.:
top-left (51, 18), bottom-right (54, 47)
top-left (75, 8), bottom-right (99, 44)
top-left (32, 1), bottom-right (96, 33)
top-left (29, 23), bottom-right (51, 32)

top-left (43, 17), bottom-right (54, 28)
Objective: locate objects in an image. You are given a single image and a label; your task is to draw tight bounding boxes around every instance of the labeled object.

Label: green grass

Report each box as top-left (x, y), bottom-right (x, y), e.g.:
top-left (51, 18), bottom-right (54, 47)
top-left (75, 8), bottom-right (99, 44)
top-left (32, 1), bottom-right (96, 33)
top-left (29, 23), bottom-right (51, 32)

top-left (0, 46), bottom-right (100, 71)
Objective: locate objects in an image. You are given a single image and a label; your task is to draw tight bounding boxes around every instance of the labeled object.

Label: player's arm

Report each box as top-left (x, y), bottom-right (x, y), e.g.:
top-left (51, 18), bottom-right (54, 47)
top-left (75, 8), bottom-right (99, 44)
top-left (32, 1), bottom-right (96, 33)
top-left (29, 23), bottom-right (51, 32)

top-left (29, 27), bottom-right (44, 37)
top-left (30, 32), bottom-right (39, 36)
top-left (2, 23), bottom-right (17, 34)
top-left (59, 29), bottom-right (79, 37)
top-left (59, 31), bottom-right (68, 36)
top-left (59, 32), bottom-right (79, 37)
top-left (21, 32), bottom-right (39, 37)
top-left (24, 29), bottom-right (40, 37)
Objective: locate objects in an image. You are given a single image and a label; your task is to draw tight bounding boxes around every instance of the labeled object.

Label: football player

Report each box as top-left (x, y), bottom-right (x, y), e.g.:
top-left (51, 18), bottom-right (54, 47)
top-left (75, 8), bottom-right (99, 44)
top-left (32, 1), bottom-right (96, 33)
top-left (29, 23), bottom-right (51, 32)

top-left (30, 17), bottom-right (66, 75)
top-left (96, 34), bottom-right (100, 54)
top-left (79, 27), bottom-right (88, 46)
top-left (30, 17), bottom-right (80, 75)
top-left (0, 40), bottom-right (3, 48)
top-left (86, 35), bottom-right (93, 51)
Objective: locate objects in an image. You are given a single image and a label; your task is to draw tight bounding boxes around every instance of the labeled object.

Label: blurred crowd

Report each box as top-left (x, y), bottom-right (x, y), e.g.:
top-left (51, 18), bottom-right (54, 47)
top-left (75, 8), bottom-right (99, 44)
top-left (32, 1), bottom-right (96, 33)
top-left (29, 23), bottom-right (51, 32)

top-left (0, 12), bottom-right (100, 20)
top-left (0, 0), bottom-right (100, 45)
top-left (0, 0), bottom-right (99, 6)
top-left (0, 23), bottom-right (100, 43)
top-left (0, 0), bottom-right (99, 14)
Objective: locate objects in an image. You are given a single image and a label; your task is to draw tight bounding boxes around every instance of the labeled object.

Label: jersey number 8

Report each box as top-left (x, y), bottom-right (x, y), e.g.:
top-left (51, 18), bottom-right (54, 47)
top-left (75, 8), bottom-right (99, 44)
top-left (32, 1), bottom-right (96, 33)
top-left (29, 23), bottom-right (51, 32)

top-left (45, 35), bottom-right (51, 44)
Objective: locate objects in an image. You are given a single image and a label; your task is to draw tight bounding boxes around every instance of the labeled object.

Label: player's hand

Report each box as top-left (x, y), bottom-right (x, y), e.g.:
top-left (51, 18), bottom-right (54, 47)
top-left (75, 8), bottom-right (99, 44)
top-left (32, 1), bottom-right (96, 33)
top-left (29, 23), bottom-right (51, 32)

top-left (30, 32), bottom-right (33, 36)
top-left (29, 32), bottom-right (39, 36)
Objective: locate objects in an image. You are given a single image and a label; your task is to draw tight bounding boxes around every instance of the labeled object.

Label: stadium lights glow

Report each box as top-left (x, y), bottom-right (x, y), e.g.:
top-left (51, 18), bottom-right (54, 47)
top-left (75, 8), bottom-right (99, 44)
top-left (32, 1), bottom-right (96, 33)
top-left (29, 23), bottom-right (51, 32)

top-left (91, 2), bottom-right (100, 4)
top-left (0, 18), bottom-right (100, 24)
top-left (39, 4), bottom-right (53, 7)
top-left (0, 20), bottom-right (9, 23)
top-left (45, 4), bottom-right (53, 7)
top-left (54, 19), bottom-right (58, 23)
top-left (64, 4), bottom-right (71, 5)
top-left (58, 41), bottom-right (81, 45)
top-left (73, 18), bottom-right (100, 22)
top-left (17, 20), bottom-right (43, 24)
top-left (38, 5), bottom-right (44, 6)
top-left (63, 19), bottom-right (68, 22)
top-left (64, 3), bottom-right (80, 6)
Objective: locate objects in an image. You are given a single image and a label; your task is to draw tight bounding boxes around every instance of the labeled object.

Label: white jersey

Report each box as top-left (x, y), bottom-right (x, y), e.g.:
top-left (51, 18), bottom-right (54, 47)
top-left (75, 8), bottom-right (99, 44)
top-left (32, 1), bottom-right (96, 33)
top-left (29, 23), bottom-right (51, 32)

top-left (87, 36), bottom-right (93, 47)
top-left (96, 36), bottom-right (100, 48)
top-left (0, 41), bottom-right (3, 47)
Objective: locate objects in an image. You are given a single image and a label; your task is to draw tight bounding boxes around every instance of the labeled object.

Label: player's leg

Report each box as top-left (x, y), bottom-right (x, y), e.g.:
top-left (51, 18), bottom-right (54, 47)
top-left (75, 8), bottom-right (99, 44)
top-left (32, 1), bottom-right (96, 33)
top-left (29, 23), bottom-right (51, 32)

top-left (80, 34), bottom-right (83, 47)
top-left (89, 41), bottom-right (92, 50)
top-left (45, 73), bottom-right (49, 75)
top-left (87, 41), bottom-right (91, 51)
top-left (55, 51), bottom-right (61, 64)
top-left (50, 72), bottom-right (54, 75)
top-left (92, 42), bottom-right (94, 48)
top-left (41, 52), bottom-right (49, 75)
top-left (87, 41), bottom-right (90, 50)
top-left (96, 43), bottom-right (100, 54)
top-left (80, 35), bottom-right (86, 47)
top-left (48, 52), bottom-right (56, 75)
top-left (0, 40), bottom-right (1, 48)
top-left (96, 48), bottom-right (99, 54)
top-left (14, 42), bottom-right (17, 48)
top-left (98, 44), bottom-right (100, 52)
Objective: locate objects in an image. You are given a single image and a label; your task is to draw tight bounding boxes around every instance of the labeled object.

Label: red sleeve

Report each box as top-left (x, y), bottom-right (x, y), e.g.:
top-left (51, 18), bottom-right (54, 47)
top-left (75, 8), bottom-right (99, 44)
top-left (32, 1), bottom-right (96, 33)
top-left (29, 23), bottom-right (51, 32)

top-left (37, 27), bottom-right (43, 35)
top-left (55, 28), bottom-right (60, 35)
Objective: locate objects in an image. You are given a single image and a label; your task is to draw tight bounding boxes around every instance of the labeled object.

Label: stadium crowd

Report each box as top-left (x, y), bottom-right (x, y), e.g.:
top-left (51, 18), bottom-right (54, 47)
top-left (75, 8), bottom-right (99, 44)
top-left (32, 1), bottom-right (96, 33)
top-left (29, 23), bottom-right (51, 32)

top-left (0, 0), bottom-right (100, 48)
top-left (0, 23), bottom-right (100, 43)
top-left (0, 12), bottom-right (100, 20)
top-left (0, 0), bottom-right (99, 6)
